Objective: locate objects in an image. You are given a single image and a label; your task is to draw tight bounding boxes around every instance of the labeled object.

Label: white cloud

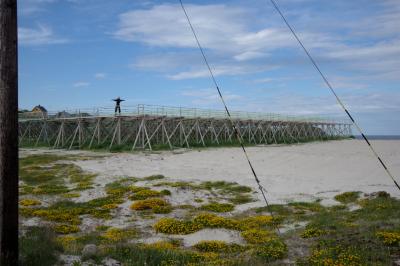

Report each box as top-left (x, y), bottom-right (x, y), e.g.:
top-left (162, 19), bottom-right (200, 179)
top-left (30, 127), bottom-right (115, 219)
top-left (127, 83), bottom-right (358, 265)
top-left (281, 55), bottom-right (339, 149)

top-left (94, 73), bottom-right (107, 79)
top-left (73, 81), bottom-right (90, 88)
top-left (167, 64), bottom-right (273, 80)
top-left (118, 3), bottom-right (400, 81)
top-left (18, 24), bottom-right (67, 46)
top-left (182, 88), bottom-right (242, 106)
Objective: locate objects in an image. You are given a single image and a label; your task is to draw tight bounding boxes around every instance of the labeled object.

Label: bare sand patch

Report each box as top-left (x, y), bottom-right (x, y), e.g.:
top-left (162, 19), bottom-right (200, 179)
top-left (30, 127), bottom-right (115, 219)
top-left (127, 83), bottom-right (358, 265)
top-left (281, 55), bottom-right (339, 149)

top-left (61, 139), bottom-right (400, 204)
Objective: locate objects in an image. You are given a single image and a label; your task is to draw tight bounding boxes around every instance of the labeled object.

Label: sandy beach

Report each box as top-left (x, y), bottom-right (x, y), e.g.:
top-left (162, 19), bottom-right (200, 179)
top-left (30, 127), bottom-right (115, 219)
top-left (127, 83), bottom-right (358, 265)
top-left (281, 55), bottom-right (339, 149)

top-left (25, 139), bottom-right (400, 205)
top-left (19, 139), bottom-right (400, 265)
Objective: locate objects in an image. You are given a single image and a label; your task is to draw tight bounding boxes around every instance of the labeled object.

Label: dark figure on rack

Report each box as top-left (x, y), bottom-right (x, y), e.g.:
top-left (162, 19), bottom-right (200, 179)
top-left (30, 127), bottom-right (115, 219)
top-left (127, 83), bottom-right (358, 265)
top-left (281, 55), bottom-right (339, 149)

top-left (113, 97), bottom-right (125, 115)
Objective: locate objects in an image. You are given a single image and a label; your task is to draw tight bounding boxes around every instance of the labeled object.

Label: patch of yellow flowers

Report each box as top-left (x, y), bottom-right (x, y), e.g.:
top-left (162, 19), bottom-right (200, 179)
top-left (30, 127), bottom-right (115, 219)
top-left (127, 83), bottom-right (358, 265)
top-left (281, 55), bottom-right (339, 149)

top-left (309, 247), bottom-right (362, 266)
top-left (129, 189), bottom-right (161, 200)
top-left (53, 224), bottom-right (80, 234)
top-left (376, 231), bottom-right (400, 246)
top-left (130, 198), bottom-right (169, 211)
top-left (103, 227), bottom-right (136, 242)
top-left (19, 198), bottom-right (41, 206)
top-left (301, 228), bottom-right (326, 238)
top-left (241, 229), bottom-right (271, 244)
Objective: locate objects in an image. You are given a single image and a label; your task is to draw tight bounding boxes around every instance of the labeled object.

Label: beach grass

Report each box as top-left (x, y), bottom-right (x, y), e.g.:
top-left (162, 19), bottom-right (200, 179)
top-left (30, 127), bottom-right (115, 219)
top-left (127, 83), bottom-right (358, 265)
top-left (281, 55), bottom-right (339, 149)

top-left (18, 153), bottom-right (400, 265)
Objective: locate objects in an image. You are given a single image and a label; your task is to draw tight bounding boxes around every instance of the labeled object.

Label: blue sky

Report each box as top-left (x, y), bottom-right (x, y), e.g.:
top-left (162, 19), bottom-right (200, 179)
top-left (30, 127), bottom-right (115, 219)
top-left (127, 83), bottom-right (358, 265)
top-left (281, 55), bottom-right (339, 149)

top-left (18, 0), bottom-right (400, 134)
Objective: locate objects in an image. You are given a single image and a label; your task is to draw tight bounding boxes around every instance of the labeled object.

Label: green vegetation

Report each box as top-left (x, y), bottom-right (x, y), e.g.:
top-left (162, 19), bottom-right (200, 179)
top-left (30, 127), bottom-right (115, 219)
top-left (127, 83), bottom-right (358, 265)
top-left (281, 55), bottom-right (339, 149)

top-left (143, 174), bottom-right (165, 181)
top-left (130, 198), bottom-right (170, 211)
top-left (18, 155), bottom-right (400, 265)
top-left (334, 191), bottom-right (361, 204)
top-left (193, 240), bottom-right (244, 253)
top-left (295, 192), bottom-right (400, 265)
top-left (19, 227), bottom-right (62, 266)
top-left (19, 155), bottom-right (96, 195)
top-left (199, 202), bottom-right (235, 212)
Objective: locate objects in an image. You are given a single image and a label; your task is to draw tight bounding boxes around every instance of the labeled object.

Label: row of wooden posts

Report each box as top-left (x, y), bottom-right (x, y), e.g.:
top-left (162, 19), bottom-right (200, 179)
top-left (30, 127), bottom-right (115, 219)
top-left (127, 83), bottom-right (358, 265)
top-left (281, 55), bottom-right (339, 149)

top-left (19, 115), bottom-right (352, 151)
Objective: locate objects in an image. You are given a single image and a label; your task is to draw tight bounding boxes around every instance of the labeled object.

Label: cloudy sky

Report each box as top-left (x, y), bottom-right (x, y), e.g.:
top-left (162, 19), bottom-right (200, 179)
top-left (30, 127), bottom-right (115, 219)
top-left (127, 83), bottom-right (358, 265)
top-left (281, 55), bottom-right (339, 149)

top-left (19, 0), bottom-right (400, 134)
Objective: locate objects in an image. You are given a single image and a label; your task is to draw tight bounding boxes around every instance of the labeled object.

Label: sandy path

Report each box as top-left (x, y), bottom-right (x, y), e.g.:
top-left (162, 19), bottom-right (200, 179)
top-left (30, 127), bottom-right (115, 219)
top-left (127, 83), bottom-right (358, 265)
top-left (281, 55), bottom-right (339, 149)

top-left (25, 139), bottom-right (400, 205)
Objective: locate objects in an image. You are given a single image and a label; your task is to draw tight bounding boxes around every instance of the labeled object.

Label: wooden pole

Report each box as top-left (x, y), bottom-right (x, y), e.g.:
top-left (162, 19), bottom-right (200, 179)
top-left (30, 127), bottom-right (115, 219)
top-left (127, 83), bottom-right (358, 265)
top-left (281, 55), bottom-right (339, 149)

top-left (0, 0), bottom-right (18, 264)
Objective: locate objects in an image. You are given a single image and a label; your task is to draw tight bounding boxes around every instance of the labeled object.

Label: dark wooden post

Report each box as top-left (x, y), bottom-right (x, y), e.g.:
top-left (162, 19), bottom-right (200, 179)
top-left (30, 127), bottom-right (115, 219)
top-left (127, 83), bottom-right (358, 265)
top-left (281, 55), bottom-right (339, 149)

top-left (0, 0), bottom-right (19, 265)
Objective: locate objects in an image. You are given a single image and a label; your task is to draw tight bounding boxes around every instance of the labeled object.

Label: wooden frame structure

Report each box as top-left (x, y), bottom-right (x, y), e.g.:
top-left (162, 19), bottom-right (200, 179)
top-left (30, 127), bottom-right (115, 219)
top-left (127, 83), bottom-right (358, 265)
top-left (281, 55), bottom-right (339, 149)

top-left (19, 106), bottom-right (352, 151)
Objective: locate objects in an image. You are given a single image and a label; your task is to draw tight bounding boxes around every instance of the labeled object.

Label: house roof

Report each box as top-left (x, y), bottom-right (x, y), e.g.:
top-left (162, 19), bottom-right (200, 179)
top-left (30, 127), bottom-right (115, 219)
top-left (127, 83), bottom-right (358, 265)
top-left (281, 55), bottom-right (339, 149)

top-left (32, 105), bottom-right (47, 112)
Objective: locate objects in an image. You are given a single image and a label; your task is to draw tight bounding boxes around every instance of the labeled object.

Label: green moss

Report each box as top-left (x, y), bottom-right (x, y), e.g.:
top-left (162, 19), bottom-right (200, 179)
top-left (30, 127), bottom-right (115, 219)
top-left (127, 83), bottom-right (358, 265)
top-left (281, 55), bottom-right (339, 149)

top-left (334, 191), bottom-right (361, 204)
top-left (129, 189), bottom-right (162, 200)
top-left (199, 202), bottom-right (235, 212)
top-left (19, 155), bottom-right (96, 195)
top-left (154, 181), bottom-right (195, 190)
top-left (130, 198), bottom-right (170, 211)
top-left (20, 196), bottom-right (124, 224)
top-left (153, 205), bottom-right (173, 214)
top-left (228, 194), bottom-right (254, 205)
top-left (160, 189), bottom-right (171, 196)
top-left (199, 181), bottom-right (252, 194)
top-left (143, 175), bottom-right (165, 181)
top-left (288, 201), bottom-right (323, 212)
top-left (193, 241), bottom-right (244, 253)
top-left (62, 193), bottom-right (81, 199)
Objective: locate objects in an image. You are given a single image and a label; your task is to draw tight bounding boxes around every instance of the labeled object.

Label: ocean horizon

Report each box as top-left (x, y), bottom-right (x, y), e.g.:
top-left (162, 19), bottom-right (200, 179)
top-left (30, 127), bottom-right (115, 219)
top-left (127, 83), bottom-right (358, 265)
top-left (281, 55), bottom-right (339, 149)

top-left (354, 135), bottom-right (400, 140)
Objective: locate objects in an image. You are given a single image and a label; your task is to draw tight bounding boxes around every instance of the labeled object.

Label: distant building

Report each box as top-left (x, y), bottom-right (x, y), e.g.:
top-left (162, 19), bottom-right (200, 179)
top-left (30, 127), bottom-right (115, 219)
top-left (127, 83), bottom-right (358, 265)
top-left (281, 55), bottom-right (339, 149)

top-left (31, 105), bottom-right (48, 118)
top-left (55, 111), bottom-right (71, 118)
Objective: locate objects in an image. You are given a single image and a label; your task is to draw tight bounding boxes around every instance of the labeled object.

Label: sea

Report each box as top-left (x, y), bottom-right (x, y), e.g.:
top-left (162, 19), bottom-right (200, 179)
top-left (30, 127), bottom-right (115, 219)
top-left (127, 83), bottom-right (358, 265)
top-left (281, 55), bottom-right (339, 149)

top-left (355, 135), bottom-right (400, 140)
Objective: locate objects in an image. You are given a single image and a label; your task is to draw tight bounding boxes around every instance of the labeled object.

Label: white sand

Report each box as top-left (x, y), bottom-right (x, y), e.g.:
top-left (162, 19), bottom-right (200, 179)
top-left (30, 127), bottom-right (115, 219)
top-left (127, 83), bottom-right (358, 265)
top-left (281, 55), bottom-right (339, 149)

top-left (71, 139), bottom-right (400, 205)
top-left (23, 139), bottom-right (400, 205)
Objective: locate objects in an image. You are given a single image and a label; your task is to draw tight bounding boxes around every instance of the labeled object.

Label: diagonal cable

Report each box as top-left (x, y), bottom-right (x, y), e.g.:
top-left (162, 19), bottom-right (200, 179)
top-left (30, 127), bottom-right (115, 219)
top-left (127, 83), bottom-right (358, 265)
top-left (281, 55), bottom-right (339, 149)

top-left (267, 0), bottom-right (400, 191)
top-left (178, 0), bottom-right (281, 233)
